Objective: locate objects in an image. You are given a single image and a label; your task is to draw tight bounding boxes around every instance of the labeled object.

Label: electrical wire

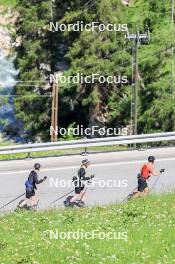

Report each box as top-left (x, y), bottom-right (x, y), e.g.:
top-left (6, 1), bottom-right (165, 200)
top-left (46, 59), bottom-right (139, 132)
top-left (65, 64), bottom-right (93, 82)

top-left (0, 95), bottom-right (52, 97)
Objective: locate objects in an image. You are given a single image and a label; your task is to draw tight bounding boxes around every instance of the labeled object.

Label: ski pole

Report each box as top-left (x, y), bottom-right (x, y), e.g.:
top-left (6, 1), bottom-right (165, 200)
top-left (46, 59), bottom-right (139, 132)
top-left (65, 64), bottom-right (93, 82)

top-left (120, 186), bottom-right (138, 204)
top-left (50, 189), bottom-right (75, 206)
top-left (149, 169), bottom-right (165, 193)
top-left (0, 193), bottom-right (25, 211)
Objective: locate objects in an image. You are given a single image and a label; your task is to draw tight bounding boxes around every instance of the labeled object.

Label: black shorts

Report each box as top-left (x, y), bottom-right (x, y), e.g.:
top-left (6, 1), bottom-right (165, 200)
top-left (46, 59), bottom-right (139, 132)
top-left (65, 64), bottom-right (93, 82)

top-left (138, 177), bottom-right (147, 192)
top-left (26, 188), bottom-right (35, 199)
top-left (75, 186), bottom-right (85, 194)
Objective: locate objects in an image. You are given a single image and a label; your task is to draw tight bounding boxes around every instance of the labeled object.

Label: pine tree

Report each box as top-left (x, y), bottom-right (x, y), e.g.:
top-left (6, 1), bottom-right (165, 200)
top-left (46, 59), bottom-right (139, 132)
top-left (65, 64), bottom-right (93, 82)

top-left (59, 0), bottom-right (131, 136)
top-left (13, 0), bottom-right (54, 141)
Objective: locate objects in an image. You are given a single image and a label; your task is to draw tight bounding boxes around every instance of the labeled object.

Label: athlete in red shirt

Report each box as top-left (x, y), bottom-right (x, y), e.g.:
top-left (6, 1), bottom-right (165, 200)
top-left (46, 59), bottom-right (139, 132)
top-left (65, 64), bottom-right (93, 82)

top-left (134, 156), bottom-right (160, 197)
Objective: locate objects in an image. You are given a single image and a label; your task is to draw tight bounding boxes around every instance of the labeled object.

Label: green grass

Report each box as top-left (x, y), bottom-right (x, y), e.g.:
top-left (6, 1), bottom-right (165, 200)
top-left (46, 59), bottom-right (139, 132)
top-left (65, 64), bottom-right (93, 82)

top-left (0, 193), bottom-right (175, 263)
top-left (0, 0), bottom-right (16, 6)
top-left (0, 145), bottom-right (127, 160)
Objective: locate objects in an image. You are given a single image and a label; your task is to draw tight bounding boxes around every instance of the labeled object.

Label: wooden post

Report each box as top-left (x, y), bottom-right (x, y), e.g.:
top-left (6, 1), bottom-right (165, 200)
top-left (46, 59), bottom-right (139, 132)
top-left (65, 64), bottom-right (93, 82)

top-left (54, 83), bottom-right (58, 141)
top-left (51, 82), bottom-right (55, 142)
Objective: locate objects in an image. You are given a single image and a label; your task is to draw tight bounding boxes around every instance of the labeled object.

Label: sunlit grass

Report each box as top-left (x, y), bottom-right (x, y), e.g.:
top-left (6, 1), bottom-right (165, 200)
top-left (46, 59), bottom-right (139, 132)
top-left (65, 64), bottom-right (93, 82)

top-left (0, 0), bottom-right (16, 5)
top-left (0, 192), bottom-right (175, 263)
top-left (0, 145), bottom-right (127, 160)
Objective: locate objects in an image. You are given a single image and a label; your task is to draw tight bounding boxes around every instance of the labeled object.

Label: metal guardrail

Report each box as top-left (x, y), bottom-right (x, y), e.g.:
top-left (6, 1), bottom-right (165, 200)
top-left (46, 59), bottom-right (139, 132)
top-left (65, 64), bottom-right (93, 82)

top-left (0, 132), bottom-right (175, 155)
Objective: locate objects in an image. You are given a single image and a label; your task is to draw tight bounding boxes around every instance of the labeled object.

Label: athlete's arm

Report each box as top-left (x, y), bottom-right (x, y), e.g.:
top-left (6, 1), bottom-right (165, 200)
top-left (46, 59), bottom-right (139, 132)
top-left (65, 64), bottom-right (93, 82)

top-left (151, 170), bottom-right (161, 176)
top-left (33, 174), bottom-right (44, 184)
top-left (149, 164), bottom-right (161, 176)
top-left (83, 176), bottom-right (91, 180)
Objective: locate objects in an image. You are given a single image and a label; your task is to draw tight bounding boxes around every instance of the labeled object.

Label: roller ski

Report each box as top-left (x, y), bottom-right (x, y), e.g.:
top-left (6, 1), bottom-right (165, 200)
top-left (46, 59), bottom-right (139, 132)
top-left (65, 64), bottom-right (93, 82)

top-left (16, 199), bottom-right (39, 211)
top-left (64, 196), bottom-right (86, 208)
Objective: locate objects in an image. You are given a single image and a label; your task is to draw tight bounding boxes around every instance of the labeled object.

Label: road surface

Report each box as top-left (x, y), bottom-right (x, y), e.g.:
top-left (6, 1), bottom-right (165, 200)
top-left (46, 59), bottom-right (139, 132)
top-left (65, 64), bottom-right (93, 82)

top-left (0, 146), bottom-right (174, 212)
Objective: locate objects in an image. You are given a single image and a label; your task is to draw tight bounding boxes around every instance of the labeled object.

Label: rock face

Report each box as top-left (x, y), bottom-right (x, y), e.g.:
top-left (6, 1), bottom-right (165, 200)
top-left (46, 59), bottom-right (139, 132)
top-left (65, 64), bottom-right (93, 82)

top-left (0, 5), bottom-right (17, 55)
top-left (122, 0), bottom-right (132, 6)
top-left (0, 6), bottom-right (20, 142)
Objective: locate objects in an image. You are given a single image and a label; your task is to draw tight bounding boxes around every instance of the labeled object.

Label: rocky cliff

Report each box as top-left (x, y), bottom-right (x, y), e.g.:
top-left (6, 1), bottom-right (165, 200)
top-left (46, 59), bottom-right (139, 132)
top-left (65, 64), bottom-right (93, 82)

top-left (0, 5), bottom-right (17, 55)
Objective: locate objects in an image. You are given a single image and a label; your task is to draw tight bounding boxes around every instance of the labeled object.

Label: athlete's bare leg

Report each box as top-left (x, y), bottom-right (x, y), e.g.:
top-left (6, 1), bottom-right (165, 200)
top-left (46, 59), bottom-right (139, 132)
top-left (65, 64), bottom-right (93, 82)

top-left (19, 198), bottom-right (30, 208)
top-left (133, 187), bottom-right (150, 198)
top-left (29, 196), bottom-right (39, 208)
top-left (70, 194), bottom-right (81, 203)
top-left (79, 190), bottom-right (86, 202)
top-left (143, 187), bottom-right (150, 196)
top-left (133, 191), bottom-right (142, 198)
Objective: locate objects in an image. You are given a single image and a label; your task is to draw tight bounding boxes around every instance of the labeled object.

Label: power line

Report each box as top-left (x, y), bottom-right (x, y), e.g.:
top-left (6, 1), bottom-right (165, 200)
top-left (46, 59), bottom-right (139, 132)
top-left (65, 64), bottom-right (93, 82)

top-left (0, 95), bottom-right (52, 98)
top-left (139, 45), bottom-right (175, 63)
top-left (83, 0), bottom-right (97, 11)
top-left (15, 81), bottom-right (46, 83)
top-left (15, 85), bottom-right (49, 87)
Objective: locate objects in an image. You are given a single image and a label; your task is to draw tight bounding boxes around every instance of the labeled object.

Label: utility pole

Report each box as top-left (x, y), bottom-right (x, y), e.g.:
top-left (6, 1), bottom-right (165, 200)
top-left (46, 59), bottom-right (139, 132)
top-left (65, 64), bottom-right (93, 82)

top-left (51, 81), bottom-right (58, 142)
top-left (134, 38), bottom-right (139, 135)
top-left (171, 0), bottom-right (175, 130)
top-left (126, 30), bottom-right (150, 135)
top-left (50, 0), bottom-right (58, 142)
top-left (50, 0), bottom-right (55, 18)
top-left (51, 82), bottom-right (55, 142)
top-left (171, 0), bottom-right (174, 93)
top-left (55, 82), bottom-right (58, 141)
top-left (130, 48), bottom-right (133, 133)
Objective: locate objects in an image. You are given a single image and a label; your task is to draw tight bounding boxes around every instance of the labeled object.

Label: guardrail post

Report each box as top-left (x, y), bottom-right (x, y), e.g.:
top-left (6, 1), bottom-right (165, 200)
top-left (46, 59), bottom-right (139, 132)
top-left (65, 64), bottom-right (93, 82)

top-left (81, 147), bottom-right (88, 156)
top-left (27, 152), bottom-right (31, 159)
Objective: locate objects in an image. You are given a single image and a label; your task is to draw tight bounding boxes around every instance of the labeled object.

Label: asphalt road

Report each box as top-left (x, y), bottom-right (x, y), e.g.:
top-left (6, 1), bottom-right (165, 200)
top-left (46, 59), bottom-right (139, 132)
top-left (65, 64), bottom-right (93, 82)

top-left (0, 147), bottom-right (174, 212)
